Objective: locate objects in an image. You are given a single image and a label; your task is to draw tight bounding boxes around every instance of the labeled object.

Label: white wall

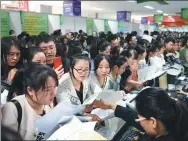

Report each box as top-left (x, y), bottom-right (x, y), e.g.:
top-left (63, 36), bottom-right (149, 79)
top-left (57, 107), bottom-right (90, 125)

top-left (75, 17), bottom-right (87, 33)
top-left (61, 16), bottom-right (75, 34)
top-left (9, 11), bottom-right (22, 35)
top-left (48, 14), bottom-right (61, 34)
top-left (108, 20), bottom-right (118, 34)
top-left (93, 19), bottom-right (104, 33)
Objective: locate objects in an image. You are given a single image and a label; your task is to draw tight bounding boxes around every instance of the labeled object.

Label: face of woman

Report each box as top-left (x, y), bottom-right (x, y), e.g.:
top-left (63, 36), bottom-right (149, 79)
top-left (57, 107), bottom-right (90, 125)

top-left (138, 115), bottom-right (159, 137)
top-left (64, 38), bottom-right (68, 44)
top-left (72, 60), bottom-right (89, 82)
top-left (28, 76), bottom-right (57, 105)
top-left (103, 46), bottom-right (111, 56)
top-left (96, 59), bottom-right (110, 78)
top-left (126, 56), bottom-right (134, 66)
top-left (118, 62), bottom-right (127, 75)
top-left (32, 52), bottom-right (46, 64)
top-left (6, 46), bottom-right (21, 67)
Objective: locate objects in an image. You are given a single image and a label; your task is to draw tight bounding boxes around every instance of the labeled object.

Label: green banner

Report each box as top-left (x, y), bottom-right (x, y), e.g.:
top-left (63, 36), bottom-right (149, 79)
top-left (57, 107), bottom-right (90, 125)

top-left (104, 19), bottom-right (109, 33)
top-left (181, 8), bottom-right (188, 19)
top-left (60, 14), bottom-right (64, 25)
top-left (1, 11), bottom-right (10, 37)
top-left (21, 12), bottom-right (48, 35)
top-left (86, 18), bottom-right (94, 35)
top-left (154, 14), bottom-right (163, 22)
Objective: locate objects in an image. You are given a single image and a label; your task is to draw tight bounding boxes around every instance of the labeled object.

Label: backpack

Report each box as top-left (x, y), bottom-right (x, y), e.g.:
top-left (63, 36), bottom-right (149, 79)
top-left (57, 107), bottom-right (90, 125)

top-left (11, 100), bottom-right (22, 130)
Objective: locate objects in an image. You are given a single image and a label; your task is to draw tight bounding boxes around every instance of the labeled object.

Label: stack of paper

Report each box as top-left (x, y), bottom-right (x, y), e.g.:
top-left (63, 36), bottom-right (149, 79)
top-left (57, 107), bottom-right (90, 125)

top-left (47, 116), bottom-right (106, 140)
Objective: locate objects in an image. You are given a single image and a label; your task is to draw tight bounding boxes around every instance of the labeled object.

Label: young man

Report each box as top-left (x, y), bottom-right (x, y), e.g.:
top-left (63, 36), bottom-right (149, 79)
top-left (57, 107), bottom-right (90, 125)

top-left (163, 37), bottom-right (175, 64)
top-left (35, 34), bottom-right (70, 79)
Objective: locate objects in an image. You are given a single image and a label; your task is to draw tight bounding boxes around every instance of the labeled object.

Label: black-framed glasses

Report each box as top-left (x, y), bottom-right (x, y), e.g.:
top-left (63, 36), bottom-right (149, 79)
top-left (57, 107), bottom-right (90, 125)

top-left (74, 68), bottom-right (89, 73)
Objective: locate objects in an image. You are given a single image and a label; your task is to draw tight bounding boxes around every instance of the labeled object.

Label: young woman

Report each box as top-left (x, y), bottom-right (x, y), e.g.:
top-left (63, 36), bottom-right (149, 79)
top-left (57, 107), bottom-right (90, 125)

top-left (1, 37), bottom-right (22, 81)
top-left (26, 47), bottom-right (46, 64)
top-left (156, 43), bottom-right (166, 66)
top-left (1, 63), bottom-right (58, 140)
top-left (98, 41), bottom-right (111, 56)
top-left (135, 45), bottom-right (147, 70)
top-left (94, 87), bottom-right (188, 141)
top-left (56, 54), bottom-right (102, 122)
top-left (109, 56), bottom-right (127, 91)
top-left (120, 49), bottom-right (144, 92)
top-left (88, 54), bottom-right (111, 93)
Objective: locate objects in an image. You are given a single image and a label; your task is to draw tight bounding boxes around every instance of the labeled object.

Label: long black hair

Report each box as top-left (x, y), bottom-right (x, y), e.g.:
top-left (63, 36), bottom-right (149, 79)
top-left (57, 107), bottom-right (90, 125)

top-left (1, 37), bottom-right (23, 80)
top-left (7, 62), bottom-right (58, 101)
top-left (136, 87), bottom-right (188, 141)
top-left (94, 54), bottom-right (110, 73)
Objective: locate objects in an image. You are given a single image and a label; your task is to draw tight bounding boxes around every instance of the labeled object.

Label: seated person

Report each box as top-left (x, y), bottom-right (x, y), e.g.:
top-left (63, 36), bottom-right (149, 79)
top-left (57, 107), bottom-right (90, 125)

top-left (56, 54), bottom-right (102, 122)
top-left (1, 63), bottom-right (58, 140)
top-left (94, 87), bottom-right (188, 141)
top-left (163, 37), bottom-right (175, 64)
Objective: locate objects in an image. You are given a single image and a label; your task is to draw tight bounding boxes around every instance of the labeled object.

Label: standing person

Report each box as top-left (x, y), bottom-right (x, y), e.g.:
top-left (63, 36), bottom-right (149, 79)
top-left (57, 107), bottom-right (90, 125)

top-left (1, 37), bottom-right (22, 81)
top-left (163, 37), bottom-right (175, 64)
top-left (56, 54), bottom-right (102, 122)
top-left (9, 30), bottom-right (16, 37)
top-left (98, 41), bottom-right (111, 56)
top-left (88, 54), bottom-right (111, 92)
top-left (35, 34), bottom-right (65, 79)
top-left (1, 63), bottom-right (58, 140)
top-left (179, 37), bottom-right (188, 74)
top-left (135, 45), bottom-right (147, 70)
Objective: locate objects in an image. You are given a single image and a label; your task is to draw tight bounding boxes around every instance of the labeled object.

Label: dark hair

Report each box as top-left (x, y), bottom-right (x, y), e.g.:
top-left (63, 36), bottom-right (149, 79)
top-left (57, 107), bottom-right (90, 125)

top-left (35, 34), bottom-right (55, 46)
top-left (98, 41), bottom-right (110, 52)
top-left (136, 87), bottom-right (188, 140)
top-left (146, 44), bottom-right (158, 64)
top-left (120, 49), bottom-right (133, 59)
top-left (182, 37), bottom-right (188, 47)
top-left (110, 55), bottom-right (127, 69)
top-left (90, 37), bottom-right (99, 59)
top-left (143, 30), bottom-right (149, 35)
top-left (135, 45), bottom-right (146, 59)
top-left (1, 37), bottom-right (23, 79)
top-left (26, 46), bottom-right (44, 62)
top-left (1, 126), bottom-right (23, 141)
top-left (164, 37), bottom-right (175, 44)
top-left (13, 63), bottom-right (58, 99)
top-left (79, 30), bottom-right (83, 34)
top-left (111, 46), bottom-right (121, 56)
top-left (69, 54), bottom-right (90, 79)
top-left (94, 54), bottom-right (110, 72)
top-left (9, 30), bottom-right (15, 35)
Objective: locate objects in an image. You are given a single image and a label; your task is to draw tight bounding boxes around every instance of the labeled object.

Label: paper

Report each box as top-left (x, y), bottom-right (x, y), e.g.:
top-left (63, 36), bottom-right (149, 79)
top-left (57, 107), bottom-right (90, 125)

top-left (35, 101), bottom-right (85, 134)
top-left (47, 116), bottom-right (97, 140)
top-left (91, 109), bottom-right (114, 120)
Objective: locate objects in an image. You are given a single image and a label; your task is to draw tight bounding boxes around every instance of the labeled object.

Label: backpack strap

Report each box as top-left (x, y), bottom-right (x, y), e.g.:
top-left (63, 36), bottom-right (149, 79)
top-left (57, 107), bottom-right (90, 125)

top-left (11, 100), bottom-right (22, 130)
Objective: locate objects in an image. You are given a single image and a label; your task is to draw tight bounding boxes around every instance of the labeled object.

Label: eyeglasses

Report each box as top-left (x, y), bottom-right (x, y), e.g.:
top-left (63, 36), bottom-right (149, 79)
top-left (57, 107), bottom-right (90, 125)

top-left (74, 68), bottom-right (89, 73)
top-left (135, 118), bottom-right (146, 123)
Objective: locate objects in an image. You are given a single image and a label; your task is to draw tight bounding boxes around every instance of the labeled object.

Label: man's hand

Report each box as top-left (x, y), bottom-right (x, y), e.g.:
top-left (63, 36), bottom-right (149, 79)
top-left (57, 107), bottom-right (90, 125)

top-left (54, 65), bottom-right (64, 79)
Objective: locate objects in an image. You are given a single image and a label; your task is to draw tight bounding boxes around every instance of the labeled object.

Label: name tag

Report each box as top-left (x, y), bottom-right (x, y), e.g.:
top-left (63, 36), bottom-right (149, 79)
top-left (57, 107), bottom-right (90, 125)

top-left (70, 95), bottom-right (79, 104)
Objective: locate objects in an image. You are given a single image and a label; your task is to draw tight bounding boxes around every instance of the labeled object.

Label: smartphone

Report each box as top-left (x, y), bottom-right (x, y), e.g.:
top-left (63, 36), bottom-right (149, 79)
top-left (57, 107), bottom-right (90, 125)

top-left (53, 56), bottom-right (62, 69)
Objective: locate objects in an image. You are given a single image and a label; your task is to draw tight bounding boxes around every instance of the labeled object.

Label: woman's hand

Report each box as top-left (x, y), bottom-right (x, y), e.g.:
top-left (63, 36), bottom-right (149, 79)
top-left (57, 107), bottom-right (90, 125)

top-left (83, 113), bottom-right (103, 123)
top-left (54, 65), bottom-right (64, 79)
top-left (93, 99), bottom-right (117, 110)
top-left (83, 104), bottom-right (93, 113)
top-left (7, 68), bottom-right (18, 81)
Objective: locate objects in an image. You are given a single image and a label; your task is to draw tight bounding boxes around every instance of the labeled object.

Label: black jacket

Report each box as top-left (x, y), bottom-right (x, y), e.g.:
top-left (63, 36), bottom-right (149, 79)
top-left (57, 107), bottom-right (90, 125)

top-left (114, 105), bottom-right (175, 141)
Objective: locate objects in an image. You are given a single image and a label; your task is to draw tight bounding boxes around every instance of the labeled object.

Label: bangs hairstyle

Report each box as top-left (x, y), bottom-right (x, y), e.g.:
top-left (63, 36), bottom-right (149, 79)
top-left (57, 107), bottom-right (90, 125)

top-left (94, 54), bottom-right (110, 72)
top-left (110, 55), bottom-right (127, 69)
top-left (70, 53), bottom-right (90, 70)
top-left (26, 46), bottom-right (44, 62)
top-left (22, 63), bottom-right (58, 95)
top-left (35, 34), bottom-right (55, 46)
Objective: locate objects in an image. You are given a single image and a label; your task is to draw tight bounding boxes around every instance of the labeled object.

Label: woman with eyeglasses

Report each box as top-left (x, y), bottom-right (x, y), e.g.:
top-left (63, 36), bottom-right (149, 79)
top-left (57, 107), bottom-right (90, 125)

top-left (93, 87), bottom-right (188, 141)
top-left (1, 37), bottom-right (22, 81)
top-left (56, 54), bottom-right (102, 122)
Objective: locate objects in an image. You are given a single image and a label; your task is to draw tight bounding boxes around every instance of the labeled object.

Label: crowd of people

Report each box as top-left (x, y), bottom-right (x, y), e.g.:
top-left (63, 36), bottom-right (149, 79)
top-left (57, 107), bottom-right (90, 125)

top-left (1, 29), bottom-right (188, 141)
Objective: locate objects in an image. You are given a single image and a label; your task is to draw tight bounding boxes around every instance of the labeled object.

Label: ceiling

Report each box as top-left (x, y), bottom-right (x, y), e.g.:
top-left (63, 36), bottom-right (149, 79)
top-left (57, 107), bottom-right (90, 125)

top-left (81, 1), bottom-right (188, 17)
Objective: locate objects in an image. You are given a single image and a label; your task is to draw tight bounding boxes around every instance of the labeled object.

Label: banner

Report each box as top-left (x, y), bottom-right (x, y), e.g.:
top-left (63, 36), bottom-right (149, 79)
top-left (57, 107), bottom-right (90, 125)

top-left (86, 18), bottom-right (94, 35)
top-left (154, 14), bottom-right (163, 22)
top-left (1, 11), bottom-right (10, 37)
top-left (63, 0), bottom-right (81, 16)
top-left (104, 19), bottom-right (109, 33)
top-left (141, 17), bottom-right (148, 24)
top-left (18, 0), bottom-right (29, 11)
top-left (60, 14), bottom-right (64, 25)
top-left (181, 8), bottom-right (188, 19)
top-left (21, 12), bottom-right (48, 35)
top-left (117, 11), bottom-right (131, 22)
